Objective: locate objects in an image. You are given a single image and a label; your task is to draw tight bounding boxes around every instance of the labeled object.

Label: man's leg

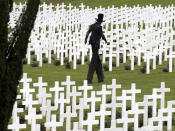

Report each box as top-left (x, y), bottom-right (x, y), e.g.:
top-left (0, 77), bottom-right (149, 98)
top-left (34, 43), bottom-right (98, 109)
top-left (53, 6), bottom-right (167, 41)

top-left (87, 54), bottom-right (96, 83)
top-left (96, 54), bottom-right (104, 82)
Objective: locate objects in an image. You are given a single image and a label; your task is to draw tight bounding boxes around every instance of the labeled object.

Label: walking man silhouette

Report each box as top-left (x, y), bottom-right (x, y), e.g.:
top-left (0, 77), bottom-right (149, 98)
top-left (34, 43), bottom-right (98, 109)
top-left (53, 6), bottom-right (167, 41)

top-left (85, 13), bottom-right (108, 84)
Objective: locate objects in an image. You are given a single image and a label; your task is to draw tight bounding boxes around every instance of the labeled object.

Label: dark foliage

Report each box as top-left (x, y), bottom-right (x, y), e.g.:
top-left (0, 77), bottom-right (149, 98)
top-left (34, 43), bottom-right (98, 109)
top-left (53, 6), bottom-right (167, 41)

top-left (120, 57), bottom-right (123, 63)
top-left (126, 106), bottom-right (131, 111)
top-left (138, 114), bottom-right (143, 127)
top-left (105, 117), bottom-right (111, 128)
top-left (36, 108), bottom-right (41, 114)
top-left (77, 59), bottom-right (81, 64)
top-left (112, 61), bottom-right (116, 67)
top-left (104, 64), bottom-right (109, 71)
top-left (51, 50), bottom-right (54, 54)
top-left (134, 59), bottom-right (137, 65)
top-left (140, 67), bottom-right (146, 74)
top-left (116, 110), bottom-right (121, 119)
top-left (85, 56), bottom-right (88, 62)
top-left (31, 61), bottom-right (39, 67)
top-left (32, 57), bottom-right (37, 61)
top-left (64, 57), bottom-right (69, 63)
top-left (124, 65), bottom-right (130, 70)
top-left (148, 106), bottom-right (152, 118)
top-left (17, 102), bottom-right (25, 109)
top-left (22, 58), bottom-right (27, 64)
top-left (31, 50), bottom-right (35, 55)
top-left (40, 123), bottom-right (46, 131)
top-left (42, 53), bottom-right (45, 57)
top-left (51, 56), bottom-right (55, 60)
top-left (19, 115), bottom-right (26, 124)
top-left (65, 62), bottom-right (71, 69)
top-left (0, 0), bottom-right (40, 130)
top-left (42, 57), bottom-right (48, 63)
top-left (53, 60), bottom-right (60, 66)
top-left (162, 68), bottom-right (169, 72)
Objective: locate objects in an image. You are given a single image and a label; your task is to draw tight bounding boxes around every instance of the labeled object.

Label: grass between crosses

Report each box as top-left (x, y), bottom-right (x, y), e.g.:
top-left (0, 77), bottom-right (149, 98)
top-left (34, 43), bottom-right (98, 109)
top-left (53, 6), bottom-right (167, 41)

top-left (14, 0), bottom-right (175, 8)
top-left (12, 0), bottom-right (175, 130)
top-left (20, 57), bottom-right (175, 130)
top-left (23, 58), bottom-right (175, 103)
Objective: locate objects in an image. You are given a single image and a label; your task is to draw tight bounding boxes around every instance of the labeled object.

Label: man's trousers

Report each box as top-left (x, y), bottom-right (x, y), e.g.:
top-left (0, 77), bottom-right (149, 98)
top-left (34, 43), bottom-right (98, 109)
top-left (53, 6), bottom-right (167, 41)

top-left (87, 45), bottom-right (104, 83)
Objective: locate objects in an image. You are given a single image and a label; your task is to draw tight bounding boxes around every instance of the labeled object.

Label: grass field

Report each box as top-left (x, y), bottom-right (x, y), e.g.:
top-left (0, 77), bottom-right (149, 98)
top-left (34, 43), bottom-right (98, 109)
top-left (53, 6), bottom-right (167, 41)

top-left (14, 0), bottom-right (175, 8)
top-left (22, 52), bottom-right (175, 103)
top-left (11, 0), bottom-right (175, 130)
top-left (21, 56), bottom-right (175, 130)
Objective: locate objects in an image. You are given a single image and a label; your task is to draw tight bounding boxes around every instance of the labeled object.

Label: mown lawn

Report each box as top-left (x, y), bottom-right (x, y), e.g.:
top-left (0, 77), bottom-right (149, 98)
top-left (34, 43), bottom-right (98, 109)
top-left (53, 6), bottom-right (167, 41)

top-left (20, 56), bottom-right (175, 130)
top-left (14, 0), bottom-right (175, 8)
top-left (11, 0), bottom-right (175, 130)
top-left (22, 55), bottom-right (175, 104)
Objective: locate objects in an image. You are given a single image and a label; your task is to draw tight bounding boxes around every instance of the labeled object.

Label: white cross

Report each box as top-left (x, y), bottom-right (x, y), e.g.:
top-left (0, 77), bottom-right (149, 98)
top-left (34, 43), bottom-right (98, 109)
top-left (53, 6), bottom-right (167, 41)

top-left (33, 77), bottom-right (47, 103)
top-left (79, 3), bottom-right (85, 10)
top-left (49, 81), bottom-right (64, 107)
top-left (62, 106), bottom-right (77, 130)
top-left (79, 80), bottom-right (93, 104)
top-left (70, 86), bottom-right (82, 113)
top-left (107, 79), bottom-right (122, 128)
top-left (20, 73), bottom-right (32, 85)
top-left (61, 3), bottom-right (66, 10)
top-left (25, 108), bottom-right (42, 131)
top-left (22, 94), bottom-right (38, 124)
top-left (126, 83), bottom-right (141, 110)
top-left (117, 90), bottom-right (132, 118)
top-left (82, 113), bottom-right (99, 131)
top-left (58, 93), bottom-right (70, 122)
top-left (40, 99), bottom-right (56, 122)
top-left (75, 98), bottom-right (89, 130)
top-left (22, 94), bottom-right (38, 109)
top-left (8, 117), bottom-right (26, 131)
top-left (117, 111), bottom-right (134, 131)
top-left (20, 82), bottom-right (35, 100)
top-left (45, 114), bottom-right (63, 131)
top-left (72, 122), bottom-right (85, 131)
top-left (67, 3), bottom-right (73, 10)
top-left (87, 91), bottom-right (101, 113)
top-left (127, 103), bottom-right (145, 130)
top-left (59, 44), bottom-right (66, 65)
top-left (155, 82), bottom-right (170, 108)
top-left (61, 75), bottom-right (75, 99)
top-left (11, 102), bottom-right (24, 124)
top-left (37, 88), bottom-right (52, 114)
top-left (96, 85), bottom-right (111, 130)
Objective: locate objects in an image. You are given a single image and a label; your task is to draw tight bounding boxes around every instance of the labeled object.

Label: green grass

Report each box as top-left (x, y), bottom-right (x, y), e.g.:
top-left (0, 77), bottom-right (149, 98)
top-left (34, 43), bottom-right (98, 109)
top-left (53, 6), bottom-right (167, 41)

top-left (11, 0), bottom-right (175, 130)
top-left (19, 57), bottom-right (175, 130)
top-left (23, 57), bottom-right (175, 103)
top-left (14, 0), bottom-right (175, 8)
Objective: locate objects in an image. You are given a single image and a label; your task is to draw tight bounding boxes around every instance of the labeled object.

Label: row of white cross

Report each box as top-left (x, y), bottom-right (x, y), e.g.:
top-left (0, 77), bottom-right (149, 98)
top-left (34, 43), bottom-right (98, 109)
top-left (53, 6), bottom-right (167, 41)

top-left (8, 73), bottom-right (175, 131)
top-left (9, 3), bottom-right (175, 73)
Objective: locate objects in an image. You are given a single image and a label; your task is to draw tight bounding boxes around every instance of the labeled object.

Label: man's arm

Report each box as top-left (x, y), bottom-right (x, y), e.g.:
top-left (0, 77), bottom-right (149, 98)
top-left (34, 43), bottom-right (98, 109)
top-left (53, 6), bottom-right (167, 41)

top-left (85, 26), bottom-right (91, 44)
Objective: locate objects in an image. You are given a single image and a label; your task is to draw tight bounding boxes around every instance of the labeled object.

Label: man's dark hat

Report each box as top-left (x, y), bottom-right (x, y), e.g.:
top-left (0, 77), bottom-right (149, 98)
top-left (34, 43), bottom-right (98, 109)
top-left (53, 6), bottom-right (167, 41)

top-left (96, 13), bottom-right (105, 22)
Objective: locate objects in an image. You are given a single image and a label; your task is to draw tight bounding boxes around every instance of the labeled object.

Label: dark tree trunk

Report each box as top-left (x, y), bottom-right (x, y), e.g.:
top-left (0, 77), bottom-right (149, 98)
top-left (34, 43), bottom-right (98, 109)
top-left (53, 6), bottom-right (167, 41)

top-left (0, 0), bottom-right (40, 130)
